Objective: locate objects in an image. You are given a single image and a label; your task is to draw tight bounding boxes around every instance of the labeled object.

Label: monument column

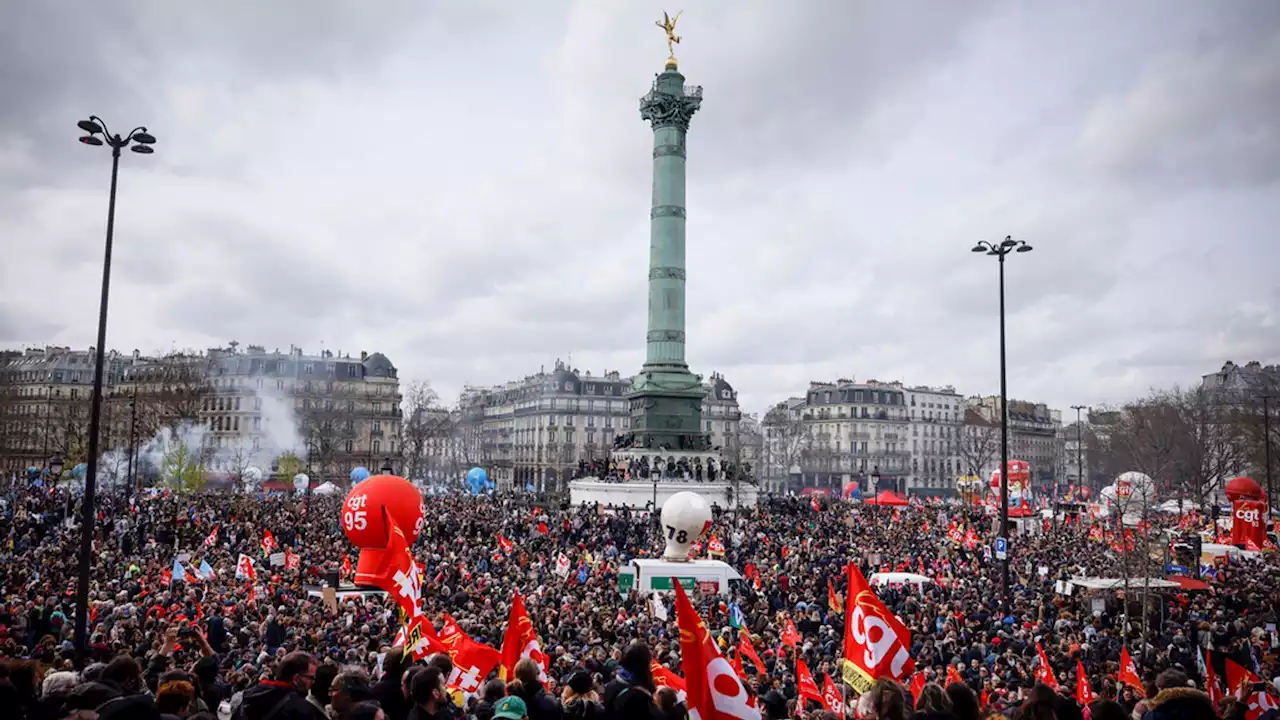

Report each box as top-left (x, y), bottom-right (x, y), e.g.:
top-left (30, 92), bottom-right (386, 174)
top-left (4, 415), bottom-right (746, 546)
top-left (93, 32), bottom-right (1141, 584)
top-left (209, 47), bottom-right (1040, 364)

top-left (627, 22), bottom-right (709, 454)
top-left (641, 63), bottom-right (701, 370)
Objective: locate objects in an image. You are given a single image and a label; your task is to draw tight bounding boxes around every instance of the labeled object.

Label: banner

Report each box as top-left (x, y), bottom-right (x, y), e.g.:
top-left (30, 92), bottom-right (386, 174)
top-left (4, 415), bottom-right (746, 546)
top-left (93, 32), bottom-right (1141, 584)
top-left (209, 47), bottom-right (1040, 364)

top-left (1231, 500), bottom-right (1269, 548)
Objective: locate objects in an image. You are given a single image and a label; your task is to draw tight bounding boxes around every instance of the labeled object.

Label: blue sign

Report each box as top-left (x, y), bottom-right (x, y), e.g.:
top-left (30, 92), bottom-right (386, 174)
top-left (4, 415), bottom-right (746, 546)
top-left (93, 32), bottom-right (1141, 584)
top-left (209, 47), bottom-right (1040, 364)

top-left (994, 537), bottom-right (1008, 560)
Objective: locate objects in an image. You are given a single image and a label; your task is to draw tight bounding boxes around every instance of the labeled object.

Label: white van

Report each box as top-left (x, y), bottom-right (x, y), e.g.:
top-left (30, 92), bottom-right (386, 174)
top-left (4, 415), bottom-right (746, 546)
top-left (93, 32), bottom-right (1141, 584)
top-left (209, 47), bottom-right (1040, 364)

top-left (618, 558), bottom-right (745, 596)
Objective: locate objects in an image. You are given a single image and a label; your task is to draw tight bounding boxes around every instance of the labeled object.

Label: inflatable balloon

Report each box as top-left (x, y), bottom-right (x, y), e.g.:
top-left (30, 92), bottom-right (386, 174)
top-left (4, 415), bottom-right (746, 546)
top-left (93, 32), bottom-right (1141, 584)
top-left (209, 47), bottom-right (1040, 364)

top-left (1225, 476), bottom-right (1264, 502)
top-left (72, 463), bottom-right (87, 479)
top-left (660, 491), bottom-right (713, 561)
top-left (466, 467), bottom-right (488, 494)
top-left (342, 475), bottom-right (425, 548)
top-left (1111, 471), bottom-right (1156, 512)
top-left (342, 475), bottom-right (425, 587)
top-left (350, 467), bottom-right (371, 485)
top-left (243, 467), bottom-right (263, 483)
top-left (293, 473), bottom-right (310, 492)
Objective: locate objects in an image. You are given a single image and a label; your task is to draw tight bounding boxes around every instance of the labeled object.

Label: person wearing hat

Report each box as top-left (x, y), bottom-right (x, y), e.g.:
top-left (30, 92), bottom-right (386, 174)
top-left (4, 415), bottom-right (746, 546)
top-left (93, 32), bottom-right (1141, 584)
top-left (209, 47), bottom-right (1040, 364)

top-left (493, 696), bottom-right (529, 720)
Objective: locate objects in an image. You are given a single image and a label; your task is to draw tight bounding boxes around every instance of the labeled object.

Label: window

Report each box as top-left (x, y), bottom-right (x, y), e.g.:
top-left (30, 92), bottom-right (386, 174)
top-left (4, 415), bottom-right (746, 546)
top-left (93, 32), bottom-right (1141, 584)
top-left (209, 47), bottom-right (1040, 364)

top-left (373, 440), bottom-right (381, 453)
top-left (233, 417), bottom-right (239, 431)
top-left (235, 397), bottom-right (241, 411)
top-left (303, 363), bottom-right (314, 375)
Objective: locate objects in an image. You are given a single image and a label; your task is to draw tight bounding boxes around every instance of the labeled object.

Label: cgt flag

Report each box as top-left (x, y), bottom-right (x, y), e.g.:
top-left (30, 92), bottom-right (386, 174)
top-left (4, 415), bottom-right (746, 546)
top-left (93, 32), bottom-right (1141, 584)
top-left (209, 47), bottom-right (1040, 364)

top-left (841, 562), bottom-right (915, 693)
top-left (673, 582), bottom-right (760, 720)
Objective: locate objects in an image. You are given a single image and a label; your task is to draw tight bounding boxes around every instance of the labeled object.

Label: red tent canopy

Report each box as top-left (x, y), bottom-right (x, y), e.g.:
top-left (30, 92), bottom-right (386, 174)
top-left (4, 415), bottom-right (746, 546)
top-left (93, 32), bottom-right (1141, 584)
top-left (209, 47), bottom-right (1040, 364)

top-left (1169, 575), bottom-right (1211, 591)
top-left (864, 490), bottom-right (909, 506)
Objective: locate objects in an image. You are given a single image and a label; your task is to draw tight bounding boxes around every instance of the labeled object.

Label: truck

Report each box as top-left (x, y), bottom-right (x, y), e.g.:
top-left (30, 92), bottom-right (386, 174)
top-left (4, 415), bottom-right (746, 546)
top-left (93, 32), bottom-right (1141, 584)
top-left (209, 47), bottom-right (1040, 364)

top-left (617, 558), bottom-right (745, 597)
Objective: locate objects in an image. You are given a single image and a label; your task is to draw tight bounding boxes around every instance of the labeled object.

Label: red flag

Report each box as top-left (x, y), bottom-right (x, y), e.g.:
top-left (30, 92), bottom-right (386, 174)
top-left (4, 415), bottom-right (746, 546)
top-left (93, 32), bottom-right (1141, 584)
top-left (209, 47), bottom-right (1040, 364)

top-left (340, 555), bottom-right (353, 580)
top-left (946, 664), bottom-right (964, 688)
top-left (1076, 660), bottom-right (1094, 705)
top-left (651, 661), bottom-right (687, 694)
top-left (1118, 648), bottom-right (1145, 697)
top-left (780, 617), bottom-right (802, 648)
top-left (841, 562), bottom-right (915, 692)
top-left (1033, 642), bottom-right (1058, 688)
top-left (260, 529), bottom-right (277, 556)
top-left (821, 674), bottom-right (844, 717)
top-left (796, 658), bottom-right (824, 704)
top-left (500, 590), bottom-right (547, 680)
top-left (284, 548), bottom-right (300, 570)
top-left (828, 578), bottom-right (843, 614)
top-left (738, 635), bottom-right (766, 675)
top-left (909, 672), bottom-right (926, 699)
top-left (811, 495), bottom-right (821, 512)
top-left (203, 526), bottom-right (219, 547)
top-left (708, 536), bottom-right (726, 555)
top-left (672, 582), bottom-right (760, 720)
top-left (397, 615), bottom-right (445, 660)
top-left (1224, 658), bottom-right (1277, 720)
top-left (947, 523), bottom-right (964, 544)
top-left (438, 616), bottom-right (501, 693)
top-left (497, 535), bottom-right (514, 554)
top-left (160, 569), bottom-right (172, 586)
top-left (1205, 650), bottom-right (1223, 706)
top-left (980, 687), bottom-right (990, 708)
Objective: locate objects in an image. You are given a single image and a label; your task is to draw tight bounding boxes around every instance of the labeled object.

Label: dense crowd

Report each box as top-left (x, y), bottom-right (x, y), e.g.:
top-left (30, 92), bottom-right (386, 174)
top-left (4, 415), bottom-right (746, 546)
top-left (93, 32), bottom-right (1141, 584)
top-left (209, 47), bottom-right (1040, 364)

top-left (1, 482), bottom-right (1277, 720)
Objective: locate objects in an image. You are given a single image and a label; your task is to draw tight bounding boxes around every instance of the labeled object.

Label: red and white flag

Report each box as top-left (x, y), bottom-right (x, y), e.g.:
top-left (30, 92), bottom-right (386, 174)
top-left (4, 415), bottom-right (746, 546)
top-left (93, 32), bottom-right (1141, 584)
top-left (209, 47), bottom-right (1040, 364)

top-left (497, 535), bottom-right (514, 554)
top-left (284, 548), bottom-right (300, 570)
top-left (340, 555), bottom-right (353, 580)
top-left (1075, 660), bottom-right (1094, 705)
top-left (203, 526), bottom-right (219, 548)
top-left (260, 529), bottom-right (277, 556)
top-left (673, 582), bottom-right (760, 720)
top-left (554, 553), bottom-right (571, 578)
top-left (780, 617), bottom-right (802, 648)
top-left (1118, 648), bottom-right (1145, 697)
top-left (1225, 657), bottom-right (1278, 720)
top-left (438, 615), bottom-right (501, 693)
top-left (822, 674), bottom-right (844, 717)
top-left (235, 554), bottom-right (257, 582)
top-left (708, 536), bottom-right (726, 556)
top-left (840, 562), bottom-right (915, 693)
top-left (796, 658), bottom-right (824, 705)
top-left (500, 590), bottom-right (548, 680)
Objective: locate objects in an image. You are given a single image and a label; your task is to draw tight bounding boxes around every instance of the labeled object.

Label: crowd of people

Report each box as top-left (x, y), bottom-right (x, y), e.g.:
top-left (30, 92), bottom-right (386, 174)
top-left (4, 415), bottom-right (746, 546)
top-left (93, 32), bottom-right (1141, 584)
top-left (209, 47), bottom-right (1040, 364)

top-left (0, 483), bottom-right (1277, 719)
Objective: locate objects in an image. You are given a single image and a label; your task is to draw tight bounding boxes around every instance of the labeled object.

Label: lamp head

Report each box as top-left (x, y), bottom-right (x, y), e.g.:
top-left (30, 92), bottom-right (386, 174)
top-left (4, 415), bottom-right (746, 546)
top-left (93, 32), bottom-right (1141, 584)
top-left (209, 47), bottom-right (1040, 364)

top-left (132, 131), bottom-right (156, 145)
top-left (380, 459), bottom-right (394, 475)
top-left (49, 456), bottom-right (64, 476)
top-left (78, 136), bottom-right (104, 146)
top-left (130, 145), bottom-right (154, 154)
top-left (970, 244), bottom-right (987, 253)
top-left (1016, 244), bottom-right (1033, 253)
top-left (77, 119), bottom-right (103, 134)
top-left (1000, 236), bottom-right (1017, 248)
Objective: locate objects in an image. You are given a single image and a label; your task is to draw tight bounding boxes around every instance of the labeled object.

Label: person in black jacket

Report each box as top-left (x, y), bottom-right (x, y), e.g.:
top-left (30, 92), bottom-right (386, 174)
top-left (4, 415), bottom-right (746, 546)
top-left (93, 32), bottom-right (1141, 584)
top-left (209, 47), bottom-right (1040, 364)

top-left (602, 643), bottom-right (664, 720)
top-left (560, 670), bottom-right (603, 720)
top-left (511, 658), bottom-right (561, 720)
top-left (235, 652), bottom-right (326, 720)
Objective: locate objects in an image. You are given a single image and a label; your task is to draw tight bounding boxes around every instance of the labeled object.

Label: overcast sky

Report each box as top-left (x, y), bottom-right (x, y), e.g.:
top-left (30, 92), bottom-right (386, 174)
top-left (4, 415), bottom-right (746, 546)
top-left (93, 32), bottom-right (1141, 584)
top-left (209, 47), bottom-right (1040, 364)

top-left (2, 0), bottom-right (1277, 417)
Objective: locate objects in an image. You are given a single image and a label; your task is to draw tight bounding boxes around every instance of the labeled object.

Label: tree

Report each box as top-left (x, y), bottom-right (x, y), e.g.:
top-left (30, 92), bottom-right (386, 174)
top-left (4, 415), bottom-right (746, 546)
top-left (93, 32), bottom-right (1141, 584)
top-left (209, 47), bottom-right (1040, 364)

top-left (959, 408), bottom-right (999, 479)
top-left (299, 400), bottom-right (356, 481)
top-left (161, 439), bottom-right (206, 491)
top-left (275, 451), bottom-right (305, 482)
top-left (762, 401), bottom-right (810, 490)
top-left (400, 381), bottom-right (455, 481)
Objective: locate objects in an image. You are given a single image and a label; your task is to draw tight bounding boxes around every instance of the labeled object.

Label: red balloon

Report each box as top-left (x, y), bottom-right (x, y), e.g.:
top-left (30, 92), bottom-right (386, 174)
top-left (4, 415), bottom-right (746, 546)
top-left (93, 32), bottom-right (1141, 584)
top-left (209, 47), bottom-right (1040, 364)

top-left (1225, 476), bottom-right (1264, 502)
top-left (341, 475), bottom-right (424, 550)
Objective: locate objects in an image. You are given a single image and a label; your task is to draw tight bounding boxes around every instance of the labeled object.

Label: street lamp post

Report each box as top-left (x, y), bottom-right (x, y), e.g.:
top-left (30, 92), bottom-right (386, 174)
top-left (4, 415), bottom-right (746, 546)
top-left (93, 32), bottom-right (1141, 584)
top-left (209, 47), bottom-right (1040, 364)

top-left (72, 116), bottom-right (156, 661)
top-left (381, 458), bottom-right (394, 476)
top-left (971, 235), bottom-right (1033, 611)
top-left (1070, 404), bottom-right (1087, 523)
top-left (127, 391), bottom-right (138, 499)
top-left (1262, 394), bottom-right (1274, 514)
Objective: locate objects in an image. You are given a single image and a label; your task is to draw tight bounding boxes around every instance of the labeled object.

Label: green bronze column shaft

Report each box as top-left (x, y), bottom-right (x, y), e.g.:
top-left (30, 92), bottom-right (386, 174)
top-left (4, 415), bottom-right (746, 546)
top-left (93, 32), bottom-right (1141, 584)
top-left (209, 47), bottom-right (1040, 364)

top-left (640, 68), bottom-right (701, 370)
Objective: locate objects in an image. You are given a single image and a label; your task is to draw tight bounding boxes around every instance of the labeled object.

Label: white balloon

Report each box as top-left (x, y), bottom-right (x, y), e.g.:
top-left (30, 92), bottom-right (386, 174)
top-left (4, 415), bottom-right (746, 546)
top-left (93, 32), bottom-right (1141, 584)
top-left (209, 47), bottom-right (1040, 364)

top-left (243, 467), bottom-right (263, 483)
top-left (293, 473), bottom-right (310, 491)
top-left (1113, 471), bottom-right (1156, 512)
top-left (660, 491), bottom-right (713, 561)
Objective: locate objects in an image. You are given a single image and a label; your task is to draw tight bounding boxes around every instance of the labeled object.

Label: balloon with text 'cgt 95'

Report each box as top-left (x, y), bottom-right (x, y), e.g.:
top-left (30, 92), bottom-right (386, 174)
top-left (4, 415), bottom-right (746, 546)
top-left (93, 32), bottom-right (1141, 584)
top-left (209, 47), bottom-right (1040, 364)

top-left (341, 475), bottom-right (424, 585)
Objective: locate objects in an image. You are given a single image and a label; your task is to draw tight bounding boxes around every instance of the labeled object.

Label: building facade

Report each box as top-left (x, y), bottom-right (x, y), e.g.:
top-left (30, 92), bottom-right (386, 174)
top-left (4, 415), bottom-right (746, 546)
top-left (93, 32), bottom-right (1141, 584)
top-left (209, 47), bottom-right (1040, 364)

top-left (966, 396), bottom-right (1063, 493)
top-left (454, 360), bottom-right (743, 493)
top-left (202, 344), bottom-right (401, 482)
top-left (763, 378), bottom-right (911, 495)
top-left (0, 346), bottom-right (132, 474)
top-left (903, 385), bottom-right (964, 496)
top-left (1, 343), bottom-right (400, 486)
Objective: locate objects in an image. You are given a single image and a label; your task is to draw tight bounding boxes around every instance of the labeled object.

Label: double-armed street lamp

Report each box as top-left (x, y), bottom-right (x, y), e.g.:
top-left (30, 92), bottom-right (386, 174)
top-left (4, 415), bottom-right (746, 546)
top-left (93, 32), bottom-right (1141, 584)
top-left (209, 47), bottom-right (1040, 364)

top-left (72, 116), bottom-right (156, 660)
top-left (970, 235), bottom-right (1033, 610)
